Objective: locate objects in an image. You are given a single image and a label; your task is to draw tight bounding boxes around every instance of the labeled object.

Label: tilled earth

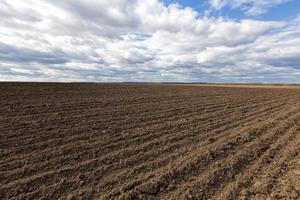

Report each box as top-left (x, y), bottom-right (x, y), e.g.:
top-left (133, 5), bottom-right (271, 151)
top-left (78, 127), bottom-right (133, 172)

top-left (0, 83), bottom-right (300, 200)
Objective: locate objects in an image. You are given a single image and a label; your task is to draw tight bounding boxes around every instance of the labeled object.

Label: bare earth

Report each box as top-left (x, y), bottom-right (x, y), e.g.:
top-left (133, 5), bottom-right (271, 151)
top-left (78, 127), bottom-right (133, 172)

top-left (0, 83), bottom-right (300, 200)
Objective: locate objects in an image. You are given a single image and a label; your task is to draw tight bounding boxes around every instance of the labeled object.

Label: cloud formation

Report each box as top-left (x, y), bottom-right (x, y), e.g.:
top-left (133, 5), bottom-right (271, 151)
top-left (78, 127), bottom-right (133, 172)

top-left (0, 0), bottom-right (299, 83)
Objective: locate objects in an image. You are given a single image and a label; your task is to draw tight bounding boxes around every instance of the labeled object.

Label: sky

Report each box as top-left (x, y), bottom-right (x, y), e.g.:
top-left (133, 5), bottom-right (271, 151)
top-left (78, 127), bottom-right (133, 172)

top-left (0, 0), bottom-right (300, 83)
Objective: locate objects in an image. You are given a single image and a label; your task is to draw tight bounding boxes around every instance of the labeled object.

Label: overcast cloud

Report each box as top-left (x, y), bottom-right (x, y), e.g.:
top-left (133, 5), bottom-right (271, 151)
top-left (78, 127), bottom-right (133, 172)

top-left (0, 0), bottom-right (300, 83)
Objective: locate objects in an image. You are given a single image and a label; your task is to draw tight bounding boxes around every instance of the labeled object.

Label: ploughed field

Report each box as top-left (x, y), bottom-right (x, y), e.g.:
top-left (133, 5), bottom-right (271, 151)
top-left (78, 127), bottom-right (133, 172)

top-left (1, 83), bottom-right (300, 200)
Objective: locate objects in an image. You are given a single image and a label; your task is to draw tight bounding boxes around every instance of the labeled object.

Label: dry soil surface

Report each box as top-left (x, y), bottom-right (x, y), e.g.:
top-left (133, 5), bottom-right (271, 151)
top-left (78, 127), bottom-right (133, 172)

top-left (0, 83), bottom-right (300, 200)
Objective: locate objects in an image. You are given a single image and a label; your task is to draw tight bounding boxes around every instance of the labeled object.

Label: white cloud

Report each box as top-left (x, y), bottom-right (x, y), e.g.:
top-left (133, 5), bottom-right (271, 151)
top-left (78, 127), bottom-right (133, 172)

top-left (0, 0), bottom-right (299, 83)
top-left (209, 0), bottom-right (291, 16)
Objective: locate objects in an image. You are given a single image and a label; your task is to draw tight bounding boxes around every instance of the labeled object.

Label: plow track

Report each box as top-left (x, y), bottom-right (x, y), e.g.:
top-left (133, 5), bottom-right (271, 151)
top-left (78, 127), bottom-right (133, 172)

top-left (0, 83), bottom-right (299, 200)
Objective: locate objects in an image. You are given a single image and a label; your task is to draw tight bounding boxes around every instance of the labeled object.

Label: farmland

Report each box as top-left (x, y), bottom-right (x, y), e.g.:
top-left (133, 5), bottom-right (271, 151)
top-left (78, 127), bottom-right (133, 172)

top-left (0, 83), bottom-right (300, 200)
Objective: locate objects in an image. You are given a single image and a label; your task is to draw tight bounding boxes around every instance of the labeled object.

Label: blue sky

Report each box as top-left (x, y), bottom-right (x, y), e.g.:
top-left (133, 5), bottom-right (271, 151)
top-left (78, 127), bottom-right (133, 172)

top-left (168, 0), bottom-right (300, 20)
top-left (262, 0), bottom-right (300, 20)
top-left (0, 0), bottom-right (300, 83)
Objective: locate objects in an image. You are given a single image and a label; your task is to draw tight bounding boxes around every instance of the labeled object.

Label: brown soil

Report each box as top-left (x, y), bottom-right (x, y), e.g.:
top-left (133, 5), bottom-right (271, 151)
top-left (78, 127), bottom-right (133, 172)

top-left (0, 83), bottom-right (299, 200)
